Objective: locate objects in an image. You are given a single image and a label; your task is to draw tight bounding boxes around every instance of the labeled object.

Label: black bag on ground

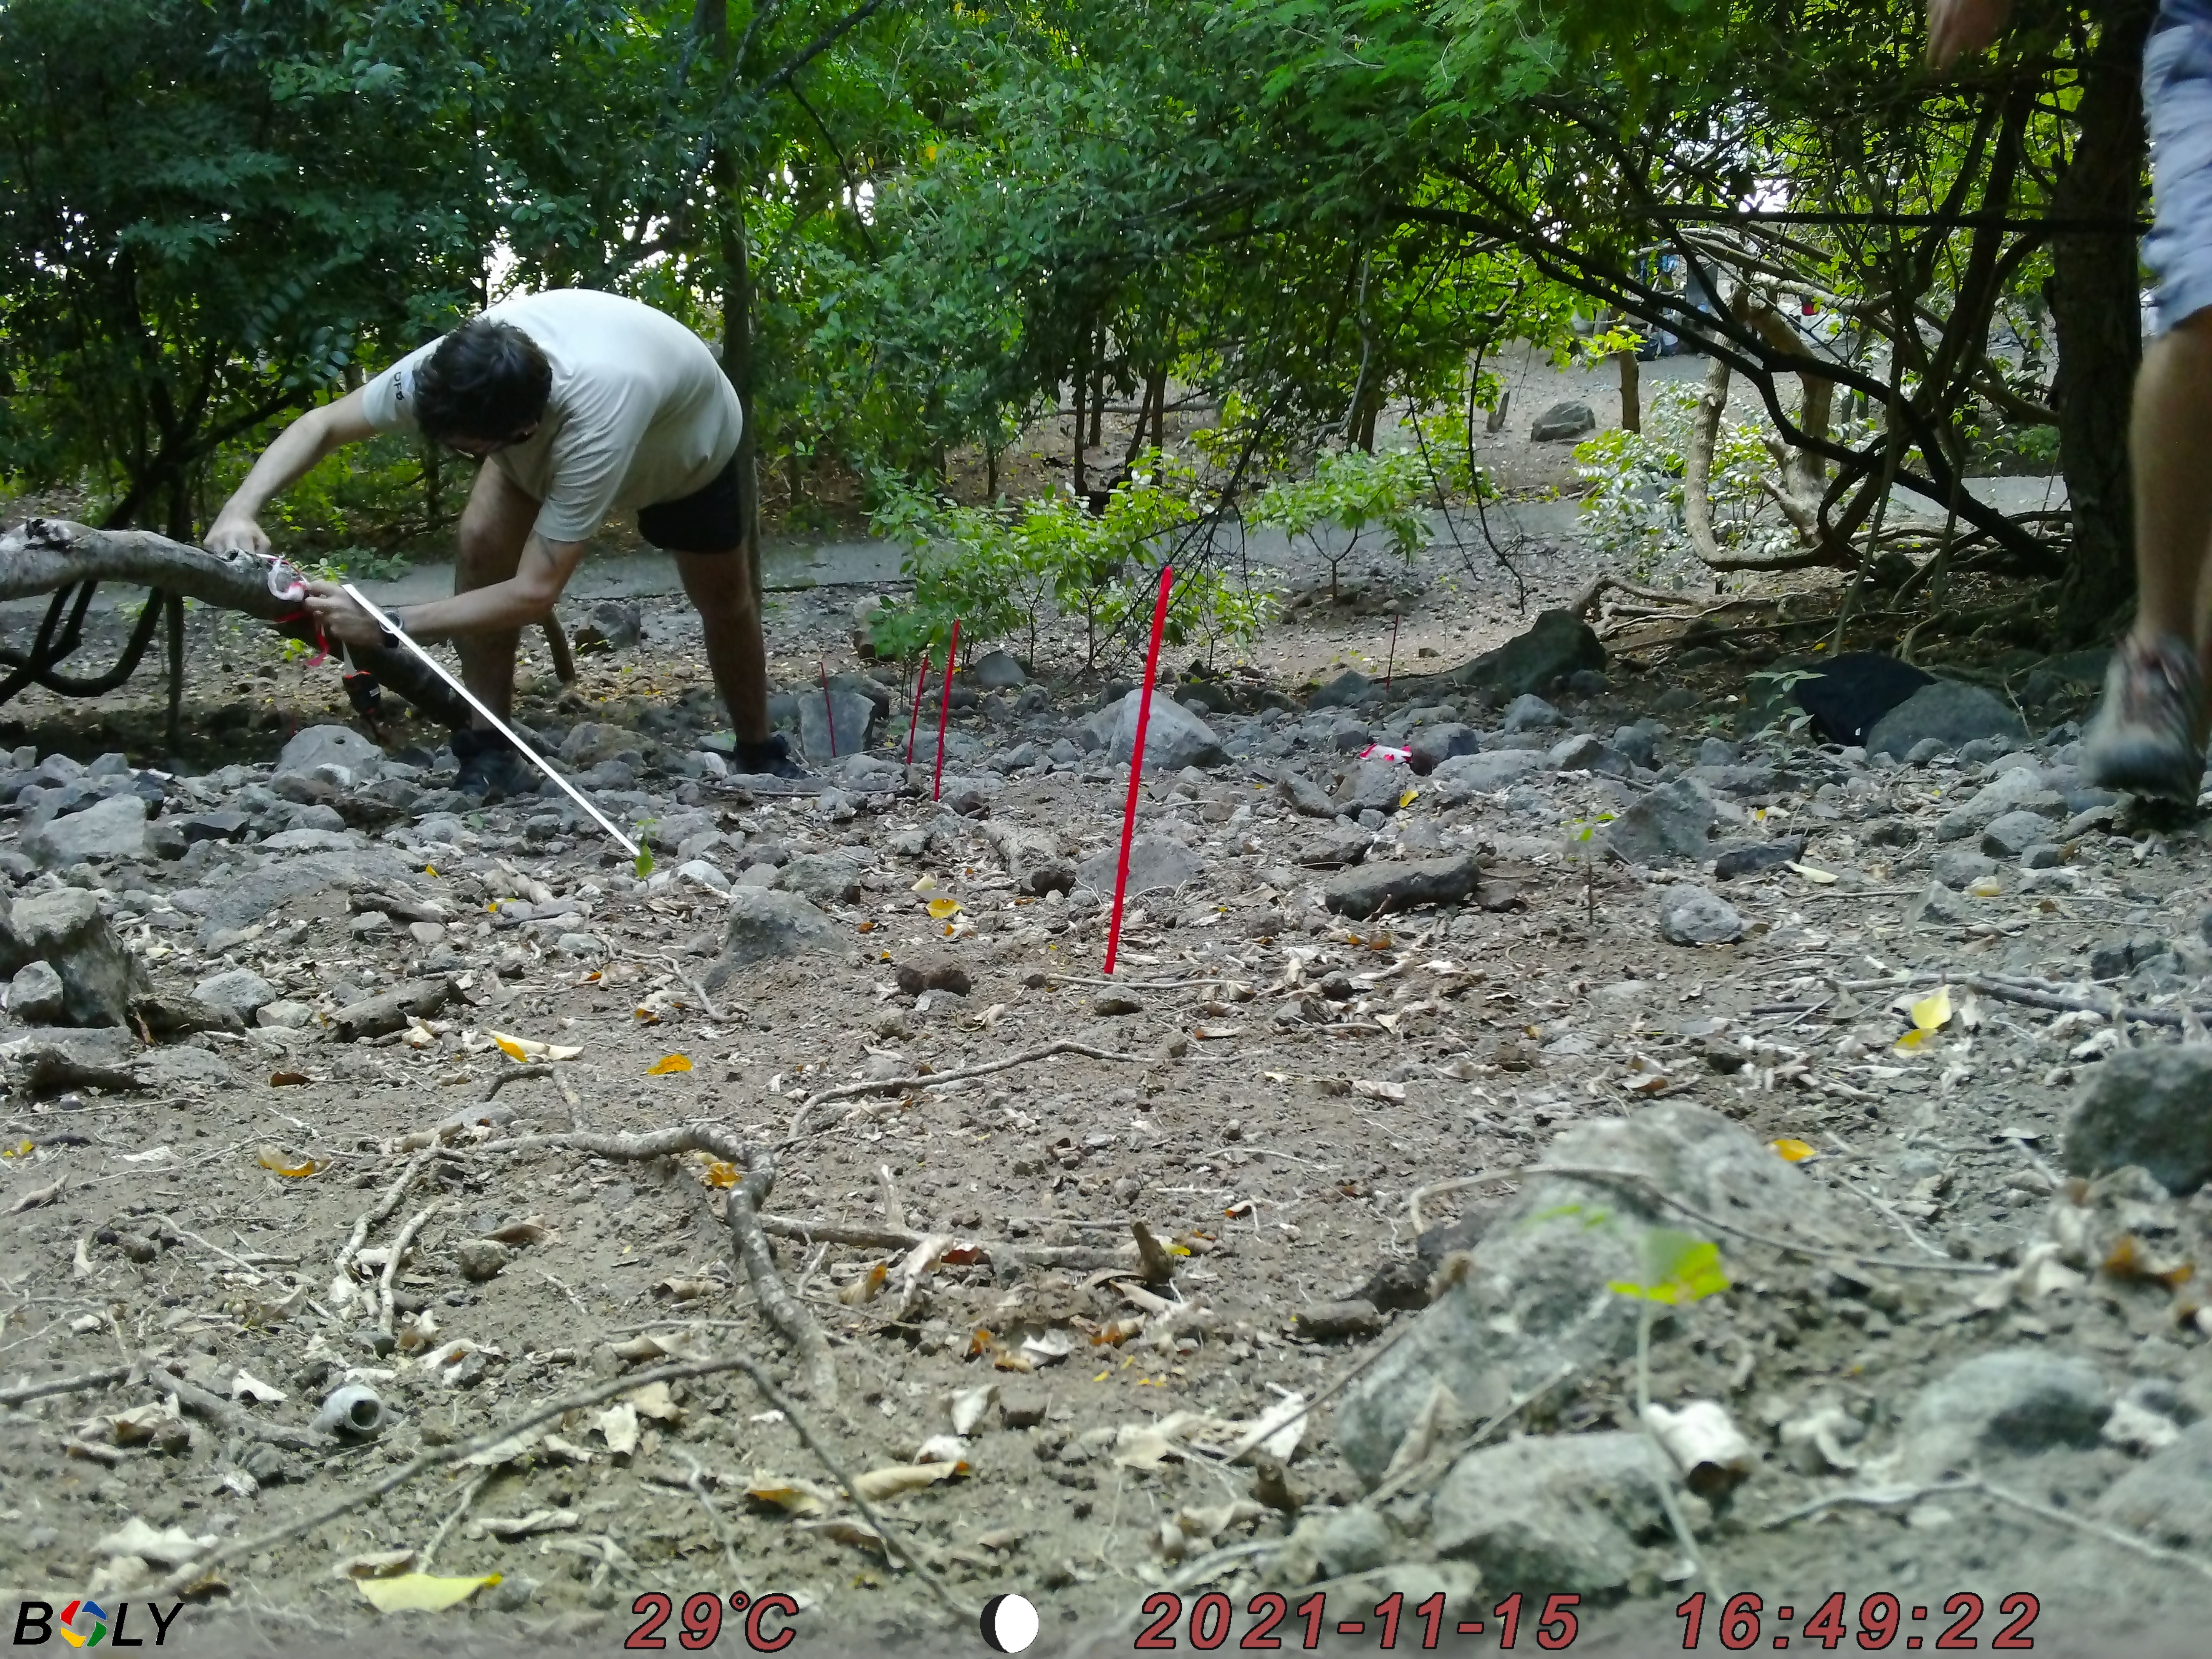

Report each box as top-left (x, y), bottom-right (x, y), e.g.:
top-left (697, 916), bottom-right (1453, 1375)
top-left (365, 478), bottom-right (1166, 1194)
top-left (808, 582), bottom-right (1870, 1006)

top-left (1791, 652), bottom-right (1934, 747)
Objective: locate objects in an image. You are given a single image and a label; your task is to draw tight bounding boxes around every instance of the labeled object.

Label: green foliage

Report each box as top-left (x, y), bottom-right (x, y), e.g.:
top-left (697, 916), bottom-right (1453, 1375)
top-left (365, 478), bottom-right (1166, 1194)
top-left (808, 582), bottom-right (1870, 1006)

top-left (1252, 448), bottom-right (1430, 598)
top-left (1607, 1227), bottom-right (1731, 1307)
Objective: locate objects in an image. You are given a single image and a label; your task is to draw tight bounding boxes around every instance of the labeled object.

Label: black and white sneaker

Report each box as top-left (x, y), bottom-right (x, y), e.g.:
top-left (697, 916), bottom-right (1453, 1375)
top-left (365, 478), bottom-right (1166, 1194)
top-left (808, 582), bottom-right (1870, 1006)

top-left (452, 726), bottom-right (533, 803)
top-left (732, 732), bottom-right (807, 780)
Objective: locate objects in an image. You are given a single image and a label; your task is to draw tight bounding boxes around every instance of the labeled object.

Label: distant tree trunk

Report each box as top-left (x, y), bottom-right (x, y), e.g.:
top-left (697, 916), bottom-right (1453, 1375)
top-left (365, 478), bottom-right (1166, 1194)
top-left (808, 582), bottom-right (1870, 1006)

top-left (1071, 342), bottom-right (1088, 497)
top-left (1088, 334), bottom-right (1106, 448)
top-left (2049, 0), bottom-right (2153, 636)
top-left (701, 0), bottom-right (763, 604)
top-left (1617, 348), bottom-right (1641, 434)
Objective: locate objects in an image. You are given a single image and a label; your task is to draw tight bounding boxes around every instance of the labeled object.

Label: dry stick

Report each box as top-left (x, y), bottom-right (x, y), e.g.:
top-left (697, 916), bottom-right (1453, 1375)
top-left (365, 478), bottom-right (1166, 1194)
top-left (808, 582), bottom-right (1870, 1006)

top-left (1218, 1313), bottom-right (1427, 1464)
top-left (1407, 1167), bottom-right (1522, 1232)
top-left (1366, 1359), bottom-right (1582, 1509)
top-left (377, 1204), bottom-right (439, 1338)
top-left (151, 1362), bottom-right (322, 1452)
top-left (1529, 1162), bottom-right (1999, 1276)
top-left (755, 1215), bottom-right (1133, 1274)
top-left (1963, 974), bottom-right (2198, 1030)
top-left (796, 1038), bottom-right (1144, 1113)
top-left (875, 1164), bottom-right (907, 1232)
top-left (724, 1160), bottom-right (839, 1411)
top-left (0, 1361), bottom-right (134, 1408)
top-left (418, 1470), bottom-right (491, 1571)
top-left (678, 1451), bottom-right (748, 1591)
top-left (334, 1147), bottom-right (436, 1289)
top-left (674, 963), bottom-right (725, 1024)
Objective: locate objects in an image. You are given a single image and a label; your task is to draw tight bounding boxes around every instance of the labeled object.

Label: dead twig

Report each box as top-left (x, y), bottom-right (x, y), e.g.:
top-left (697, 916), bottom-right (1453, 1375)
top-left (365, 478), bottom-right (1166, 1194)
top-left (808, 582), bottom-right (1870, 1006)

top-left (418, 1470), bottom-right (491, 1571)
top-left (756, 1214), bottom-right (1133, 1273)
top-left (791, 1037), bottom-right (1144, 1118)
top-left (1407, 1167), bottom-right (1521, 1233)
top-left (151, 1361), bottom-right (323, 1453)
top-left (723, 1156), bottom-right (839, 1411)
top-left (377, 1204), bottom-right (439, 1338)
top-left (334, 1147), bottom-right (435, 1291)
top-left (0, 1361), bottom-right (134, 1407)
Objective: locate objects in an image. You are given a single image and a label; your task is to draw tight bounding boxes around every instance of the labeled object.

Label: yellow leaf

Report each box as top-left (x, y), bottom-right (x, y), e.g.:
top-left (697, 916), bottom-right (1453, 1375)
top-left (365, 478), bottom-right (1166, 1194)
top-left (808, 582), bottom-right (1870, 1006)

top-left (633, 1007), bottom-right (661, 1025)
top-left (490, 1032), bottom-right (530, 1062)
top-left (424, 864), bottom-right (437, 878)
top-left (257, 1147), bottom-right (321, 1178)
top-left (1968, 876), bottom-right (2002, 897)
top-left (4, 1138), bottom-right (33, 1158)
top-left (1772, 1138), bottom-right (1819, 1164)
top-left (927, 897), bottom-right (962, 920)
top-left (1895, 1028), bottom-right (1933, 1052)
top-left (696, 1159), bottom-right (741, 1189)
top-left (745, 1477), bottom-right (837, 1517)
top-left (1911, 987), bottom-right (1952, 1033)
top-left (356, 1572), bottom-right (502, 1613)
top-left (647, 1055), bottom-right (692, 1075)
top-left (1398, 788), bottom-right (1419, 809)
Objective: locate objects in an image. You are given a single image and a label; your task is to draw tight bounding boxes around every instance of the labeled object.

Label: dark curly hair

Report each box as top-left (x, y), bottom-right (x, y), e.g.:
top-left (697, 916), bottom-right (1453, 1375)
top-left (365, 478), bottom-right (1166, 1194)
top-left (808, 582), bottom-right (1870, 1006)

top-left (411, 318), bottom-right (551, 443)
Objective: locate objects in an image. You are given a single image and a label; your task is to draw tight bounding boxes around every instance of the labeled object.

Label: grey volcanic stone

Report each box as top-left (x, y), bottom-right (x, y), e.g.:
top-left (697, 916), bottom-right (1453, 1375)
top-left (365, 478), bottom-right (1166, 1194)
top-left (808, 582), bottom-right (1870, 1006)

top-left (707, 890), bottom-right (842, 984)
top-left (1866, 680), bottom-right (2028, 759)
top-left (1450, 610), bottom-right (1606, 700)
top-left (278, 725), bottom-right (385, 781)
top-left (7, 961), bottom-right (65, 1023)
top-left (1657, 885), bottom-right (1743, 945)
top-left (1324, 854), bottom-right (1480, 920)
top-left (1902, 1349), bottom-right (2108, 1470)
top-left (1530, 400), bottom-right (1597, 442)
top-left (1599, 779), bottom-right (1714, 864)
top-left (1501, 694), bottom-right (1565, 733)
top-left (192, 967), bottom-right (277, 1019)
top-left (970, 649), bottom-right (1028, 689)
top-left (2066, 1046), bottom-right (2212, 1195)
top-left (2094, 1421), bottom-right (2212, 1549)
top-left (1407, 723), bottom-right (1479, 776)
top-left (1075, 836), bottom-right (1201, 897)
top-left (1308, 670), bottom-right (1373, 710)
top-left (1431, 1432), bottom-right (1671, 1596)
top-left (772, 853), bottom-right (864, 907)
top-left (1431, 750), bottom-right (1543, 800)
top-left (0, 888), bottom-right (150, 1026)
top-left (22, 793), bottom-right (149, 868)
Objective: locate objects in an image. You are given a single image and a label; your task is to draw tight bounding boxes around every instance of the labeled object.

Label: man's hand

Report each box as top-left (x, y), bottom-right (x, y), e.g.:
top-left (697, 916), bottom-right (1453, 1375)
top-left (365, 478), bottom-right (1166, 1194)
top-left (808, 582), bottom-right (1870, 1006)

top-left (203, 513), bottom-right (271, 556)
top-left (301, 581), bottom-right (388, 650)
top-left (1927, 0), bottom-right (2012, 69)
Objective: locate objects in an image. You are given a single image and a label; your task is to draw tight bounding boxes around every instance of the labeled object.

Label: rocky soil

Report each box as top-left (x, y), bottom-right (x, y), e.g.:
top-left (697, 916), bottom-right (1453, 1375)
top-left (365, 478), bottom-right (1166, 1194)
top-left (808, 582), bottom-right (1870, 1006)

top-left (5, 574), bottom-right (2212, 1658)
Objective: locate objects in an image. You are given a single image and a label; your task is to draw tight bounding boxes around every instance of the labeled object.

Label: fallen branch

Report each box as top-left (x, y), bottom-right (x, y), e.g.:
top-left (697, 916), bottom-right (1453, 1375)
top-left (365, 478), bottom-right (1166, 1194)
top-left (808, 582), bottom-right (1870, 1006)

top-left (152, 1362), bottom-right (322, 1453)
top-left (794, 1038), bottom-right (1145, 1114)
top-left (1529, 1161), bottom-right (1998, 1275)
top-left (377, 1204), bottom-right (439, 1338)
top-left (723, 1156), bottom-right (838, 1410)
top-left (755, 1214), bottom-right (1134, 1273)
top-left (333, 1147), bottom-right (436, 1292)
top-left (1964, 973), bottom-right (2197, 1030)
top-left (0, 1361), bottom-right (134, 1408)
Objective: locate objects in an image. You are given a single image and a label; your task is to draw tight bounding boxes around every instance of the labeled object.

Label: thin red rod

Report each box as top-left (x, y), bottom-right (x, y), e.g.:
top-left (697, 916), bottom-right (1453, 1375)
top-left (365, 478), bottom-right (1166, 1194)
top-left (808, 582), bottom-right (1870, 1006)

top-left (931, 618), bottom-right (961, 802)
top-left (904, 651), bottom-right (929, 765)
top-left (1104, 565), bottom-right (1174, 977)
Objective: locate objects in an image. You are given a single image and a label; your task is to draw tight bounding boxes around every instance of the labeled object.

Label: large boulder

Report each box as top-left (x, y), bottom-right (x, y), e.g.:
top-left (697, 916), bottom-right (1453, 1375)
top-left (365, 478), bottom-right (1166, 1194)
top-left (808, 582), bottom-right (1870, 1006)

top-left (970, 649), bottom-right (1028, 690)
top-left (1075, 836), bottom-right (1202, 898)
top-left (2066, 1046), bottom-right (2212, 1196)
top-left (1431, 1432), bottom-right (1672, 1596)
top-left (772, 853), bottom-right (865, 908)
top-left (1430, 750), bottom-right (1542, 801)
top-left (1334, 1101), bottom-right (1857, 1482)
top-left (1407, 724), bottom-right (1479, 776)
top-left (0, 888), bottom-right (150, 1026)
top-left (1865, 680), bottom-right (2028, 759)
top-left (277, 725), bottom-right (384, 782)
top-left (798, 686), bottom-right (878, 763)
top-left (1324, 854), bottom-right (1480, 920)
top-left (1599, 778), bottom-right (1715, 865)
top-left (706, 890), bottom-right (843, 983)
top-left (1900, 1350), bottom-right (2109, 1473)
top-left (188, 848), bottom-right (416, 949)
top-left (1448, 610), bottom-right (1605, 701)
top-left (21, 793), bottom-right (149, 868)
top-left (1091, 690), bottom-right (1228, 770)
top-left (1530, 401), bottom-right (1597, 442)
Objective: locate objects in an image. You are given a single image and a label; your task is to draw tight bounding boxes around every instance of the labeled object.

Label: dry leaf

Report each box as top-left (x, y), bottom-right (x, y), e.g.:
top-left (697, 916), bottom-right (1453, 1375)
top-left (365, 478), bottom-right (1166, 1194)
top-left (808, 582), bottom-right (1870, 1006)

top-left (268, 1071), bottom-right (310, 1088)
top-left (647, 1054), bottom-right (692, 1075)
top-left (230, 1368), bottom-right (286, 1404)
top-left (838, 1262), bottom-right (888, 1305)
top-left (628, 1381), bottom-right (683, 1422)
top-left (1193, 1025), bottom-right (1243, 1041)
top-left (488, 1030), bottom-right (583, 1063)
top-left (927, 897), bottom-right (962, 920)
top-left (794, 1517), bottom-right (886, 1553)
top-left (853, 1461), bottom-right (967, 1500)
top-left (257, 1147), bottom-right (320, 1178)
top-left (356, 1572), bottom-right (502, 1613)
top-left (487, 1217), bottom-right (547, 1246)
top-left (92, 1518), bottom-right (215, 1565)
top-left (332, 1549), bottom-right (418, 1581)
top-left (594, 1401), bottom-right (640, 1458)
top-left (1351, 1078), bottom-right (1405, 1101)
top-left (1785, 862), bottom-right (1837, 885)
top-left (1771, 1138), bottom-right (1819, 1163)
top-left (946, 1384), bottom-right (998, 1435)
top-left (652, 1276), bottom-right (717, 1302)
top-left (745, 1477), bottom-right (837, 1518)
top-left (465, 1509), bottom-right (579, 1542)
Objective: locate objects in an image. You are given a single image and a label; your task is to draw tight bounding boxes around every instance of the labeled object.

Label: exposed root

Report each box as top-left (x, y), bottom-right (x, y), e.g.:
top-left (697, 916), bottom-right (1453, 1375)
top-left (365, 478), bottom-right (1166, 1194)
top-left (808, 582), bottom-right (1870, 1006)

top-left (724, 1154), bottom-right (839, 1411)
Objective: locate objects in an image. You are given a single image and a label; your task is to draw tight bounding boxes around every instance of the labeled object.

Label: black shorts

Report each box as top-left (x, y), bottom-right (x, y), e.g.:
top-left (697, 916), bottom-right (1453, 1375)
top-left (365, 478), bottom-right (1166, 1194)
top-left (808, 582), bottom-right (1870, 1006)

top-left (637, 455), bottom-right (743, 553)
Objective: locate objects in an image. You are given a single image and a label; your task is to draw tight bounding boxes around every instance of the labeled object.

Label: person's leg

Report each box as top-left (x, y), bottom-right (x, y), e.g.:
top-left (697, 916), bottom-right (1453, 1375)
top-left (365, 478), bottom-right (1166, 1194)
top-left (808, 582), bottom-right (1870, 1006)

top-left (452, 460), bottom-right (541, 727)
top-left (673, 546), bottom-right (772, 744)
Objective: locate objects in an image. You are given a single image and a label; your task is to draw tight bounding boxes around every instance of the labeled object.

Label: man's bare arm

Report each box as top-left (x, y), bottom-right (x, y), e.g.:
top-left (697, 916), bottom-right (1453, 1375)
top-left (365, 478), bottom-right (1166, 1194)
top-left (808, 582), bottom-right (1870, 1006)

top-left (301, 533), bottom-right (589, 649)
top-left (204, 387), bottom-right (381, 556)
top-left (1926, 0), bottom-right (2013, 69)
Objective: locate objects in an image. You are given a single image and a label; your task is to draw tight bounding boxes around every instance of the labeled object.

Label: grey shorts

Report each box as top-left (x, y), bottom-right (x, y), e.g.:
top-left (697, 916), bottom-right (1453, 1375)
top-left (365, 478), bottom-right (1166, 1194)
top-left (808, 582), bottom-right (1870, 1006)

top-left (2147, 5), bottom-right (2212, 333)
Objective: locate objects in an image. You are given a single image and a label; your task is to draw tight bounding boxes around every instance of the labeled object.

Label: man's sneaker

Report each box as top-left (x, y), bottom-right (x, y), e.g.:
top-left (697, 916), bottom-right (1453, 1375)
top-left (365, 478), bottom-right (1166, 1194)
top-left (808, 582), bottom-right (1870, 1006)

top-left (452, 726), bottom-right (533, 803)
top-left (732, 732), bottom-right (806, 780)
top-left (2082, 632), bottom-right (2206, 803)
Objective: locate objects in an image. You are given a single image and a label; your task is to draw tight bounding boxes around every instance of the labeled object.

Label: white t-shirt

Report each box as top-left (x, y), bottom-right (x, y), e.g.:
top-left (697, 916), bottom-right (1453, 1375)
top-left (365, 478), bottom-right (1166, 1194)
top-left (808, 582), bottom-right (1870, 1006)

top-left (361, 289), bottom-right (744, 545)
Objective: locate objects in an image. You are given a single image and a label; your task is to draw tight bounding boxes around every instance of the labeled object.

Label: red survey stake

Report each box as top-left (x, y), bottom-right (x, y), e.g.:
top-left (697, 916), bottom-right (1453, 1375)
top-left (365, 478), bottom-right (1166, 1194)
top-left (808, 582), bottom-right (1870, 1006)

top-left (904, 651), bottom-right (930, 766)
top-left (931, 618), bottom-right (961, 802)
top-left (1104, 564), bottom-right (1174, 976)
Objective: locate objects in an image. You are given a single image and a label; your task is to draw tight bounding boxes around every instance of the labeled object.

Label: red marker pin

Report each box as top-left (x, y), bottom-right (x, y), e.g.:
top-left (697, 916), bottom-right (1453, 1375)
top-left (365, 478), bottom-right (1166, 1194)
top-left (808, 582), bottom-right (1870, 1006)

top-left (905, 651), bottom-right (930, 766)
top-left (1104, 565), bottom-right (1174, 977)
top-left (932, 618), bottom-right (961, 802)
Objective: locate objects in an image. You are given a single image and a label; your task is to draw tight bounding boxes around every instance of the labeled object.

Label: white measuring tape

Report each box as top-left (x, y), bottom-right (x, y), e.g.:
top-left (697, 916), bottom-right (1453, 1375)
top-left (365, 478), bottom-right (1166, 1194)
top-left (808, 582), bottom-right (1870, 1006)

top-left (339, 582), bottom-right (641, 859)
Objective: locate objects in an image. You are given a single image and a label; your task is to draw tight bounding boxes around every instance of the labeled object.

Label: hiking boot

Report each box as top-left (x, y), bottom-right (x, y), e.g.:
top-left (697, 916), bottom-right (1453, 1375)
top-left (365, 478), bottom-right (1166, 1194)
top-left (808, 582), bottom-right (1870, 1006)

top-left (732, 732), bottom-right (807, 780)
top-left (2082, 632), bottom-right (2207, 803)
top-left (452, 726), bottom-right (533, 803)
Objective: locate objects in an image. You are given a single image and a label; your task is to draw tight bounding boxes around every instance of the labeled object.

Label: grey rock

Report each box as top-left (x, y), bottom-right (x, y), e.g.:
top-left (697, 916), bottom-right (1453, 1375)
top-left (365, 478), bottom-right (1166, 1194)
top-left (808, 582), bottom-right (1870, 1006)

top-left (970, 649), bottom-right (1028, 689)
top-left (2066, 1046), bottom-right (2212, 1195)
top-left (2090, 934), bottom-right (2169, 982)
top-left (1450, 609), bottom-right (1606, 701)
top-left (1599, 778), bottom-right (1714, 864)
top-left (193, 849), bottom-right (414, 949)
top-left (1307, 670), bottom-right (1374, 710)
top-left (895, 954), bottom-right (972, 997)
top-left (1294, 1300), bottom-right (1384, 1341)
top-left (1500, 694), bottom-right (1565, 733)
top-left (1075, 836), bottom-right (1202, 897)
top-left (559, 723), bottom-right (639, 766)
top-left (1530, 399), bottom-right (1597, 442)
top-left (1547, 733), bottom-right (1631, 777)
top-left (1315, 1507), bottom-right (1394, 1579)
top-left (676, 859), bottom-right (731, 893)
top-left (1698, 737), bottom-right (1738, 767)
top-left (1866, 680), bottom-right (2028, 759)
top-left (1653, 686), bottom-right (1699, 714)
top-left (192, 967), bottom-right (276, 1019)
top-left (1333, 759), bottom-right (1411, 817)
top-left (1324, 854), bottom-right (1480, 921)
top-left (573, 598), bottom-right (643, 652)
top-left (1657, 885), bottom-right (1743, 945)
top-left (454, 1239), bottom-right (510, 1283)
top-left (1407, 723), bottom-right (1479, 777)
top-left (1338, 1101), bottom-right (1855, 1481)
top-left (980, 822), bottom-right (1073, 896)
top-left (1431, 1432), bottom-right (1671, 1597)
top-left (7, 960), bottom-right (65, 1023)
top-left (1902, 1349), bottom-right (2108, 1470)
top-left (1565, 667), bottom-right (1608, 697)
top-left (772, 853), bottom-right (865, 908)
top-left (1431, 750), bottom-right (1542, 800)
top-left (707, 890), bottom-right (843, 983)
top-left (1908, 881), bottom-right (1973, 927)
top-left (1611, 722), bottom-right (1662, 769)
top-left (2093, 1421), bottom-right (2212, 1549)
top-left (1099, 690), bottom-right (1228, 770)
top-left (22, 793), bottom-right (149, 868)
top-left (798, 687), bottom-right (878, 765)
top-left (277, 725), bottom-right (384, 781)
top-left (0, 888), bottom-right (151, 1026)
top-left (2021, 842), bottom-right (2065, 869)
top-left (1298, 829), bottom-right (1375, 869)
top-left (1710, 839), bottom-right (1804, 881)
top-left (1276, 772), bottom-right (1341, 818)
top-left (1932, 850), bottom-right (1999, 889)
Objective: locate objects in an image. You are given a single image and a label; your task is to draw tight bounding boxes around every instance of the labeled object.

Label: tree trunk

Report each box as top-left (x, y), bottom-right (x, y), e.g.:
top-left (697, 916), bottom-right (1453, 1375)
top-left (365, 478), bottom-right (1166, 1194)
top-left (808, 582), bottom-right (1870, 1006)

top-left (1071, 344), bottom-right (1088, 498)
top-left (701, 0), bottom-right (764, 607)
top-left (1617, 349), bottom-right (1641, 434)
top-left (2049, 0), bottom-right (2154, 635)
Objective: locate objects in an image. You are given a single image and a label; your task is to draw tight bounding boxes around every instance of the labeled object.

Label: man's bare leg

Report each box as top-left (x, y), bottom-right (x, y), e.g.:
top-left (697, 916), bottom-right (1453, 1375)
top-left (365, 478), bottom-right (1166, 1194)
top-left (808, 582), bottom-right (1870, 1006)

top-left (452, 461), bottom-right (542, 728)
top-left (674, 547), bottom-right (772, 744)
top-left (2082, 312), bottom-right (2212, 800)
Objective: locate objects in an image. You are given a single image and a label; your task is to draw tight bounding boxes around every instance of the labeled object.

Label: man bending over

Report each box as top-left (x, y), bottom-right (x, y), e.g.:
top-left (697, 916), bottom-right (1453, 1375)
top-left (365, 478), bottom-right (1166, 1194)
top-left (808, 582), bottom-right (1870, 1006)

top-left (205, 287), bottom-right (803, 795)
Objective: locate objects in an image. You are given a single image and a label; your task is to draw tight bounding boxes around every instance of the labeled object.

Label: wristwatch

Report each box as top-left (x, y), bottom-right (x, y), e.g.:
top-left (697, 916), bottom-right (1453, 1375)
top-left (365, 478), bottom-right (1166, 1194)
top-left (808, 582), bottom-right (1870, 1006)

top-left (377, 608), bottom-right (406, 651)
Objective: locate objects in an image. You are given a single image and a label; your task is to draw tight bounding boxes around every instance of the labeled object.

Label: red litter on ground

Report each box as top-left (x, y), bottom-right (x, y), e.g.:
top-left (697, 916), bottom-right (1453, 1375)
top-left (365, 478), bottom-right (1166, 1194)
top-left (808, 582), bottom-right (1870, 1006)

top-left (1360, 743), bottom-right (1412, 763)
top-left (905, 651), bottom-right (930, 766)
top-left (1104, 565), bottom-right (1174, 977)
top-left (931, 618), bottom-right (961, 803)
